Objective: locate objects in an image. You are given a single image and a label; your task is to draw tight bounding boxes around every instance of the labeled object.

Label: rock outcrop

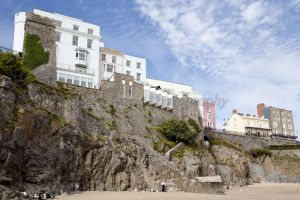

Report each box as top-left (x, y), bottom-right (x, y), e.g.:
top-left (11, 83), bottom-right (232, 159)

top-left (0, 75), bottom-right (299, 200)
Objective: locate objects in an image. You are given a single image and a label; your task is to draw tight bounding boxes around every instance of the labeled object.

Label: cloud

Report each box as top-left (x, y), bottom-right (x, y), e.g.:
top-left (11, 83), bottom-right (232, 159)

top-left (241, 1), bottom-right (265, 23)
top-left (134, 0), bottom-right (300, 132)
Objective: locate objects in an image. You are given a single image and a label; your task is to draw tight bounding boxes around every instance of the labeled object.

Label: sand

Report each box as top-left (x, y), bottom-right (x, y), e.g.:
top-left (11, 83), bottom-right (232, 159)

top-left (58, 183), bottom-right (300, 200)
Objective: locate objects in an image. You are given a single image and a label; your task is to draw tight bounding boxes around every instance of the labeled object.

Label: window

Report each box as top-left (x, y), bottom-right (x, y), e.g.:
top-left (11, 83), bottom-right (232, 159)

top-left (58, 73), bottom-right (65, 83)
top-left (55, 32), bottom-right (61, 42)
top-left (53, 20), bottom-right (62, 27)
top-left (73, 25), bottom-right (79, 31)
top-left (74, 76), bottom-right (80, 85)
top-left (137, 62), bottom-right (141, 69)
top-left (126, 60), bottom-right (131, 67)
top-left (137, 73), bottom-right (141, 81)
top-left (88, 28), bottom-right (93, 35)
top-left (283, 124), bottom-right (286, 128)
top-left (126, 71), bottom-right (131, 75)
top-left (273, 121), bottom-right (277, 127)
top-left (122, 80), bottom-right (126, 98)
top-left (129, 82), bottom-right (132, 98)
top-left (102, 54), bottom-right (106, 61)
top-left (79, 50), bottom-right (86, 61)
top-left (87, 39), bottom-right (92, 49)
top-left (66, 75), bottom-right (73, 84)
top-left (208, 107), bottom-right (211, 113)
top-left (88, 82), bottom-right (93, 88)
top-left (112, 56), bottom-right (116, 63)
top-left (81, 81), bottom-right (86, 87)
top-left (288, 124), bottom-right (292, 129)
top-left (106, 64), bottom-right (114, 72)
top-left (207, 113), bottom-right (212, 120)
top-left (73, 35), bottom-right (78, 46)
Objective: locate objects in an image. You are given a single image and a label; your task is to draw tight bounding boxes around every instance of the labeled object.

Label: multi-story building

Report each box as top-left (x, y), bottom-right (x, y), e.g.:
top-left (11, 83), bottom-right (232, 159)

top-left (257, 103), bottom-right (295, 137)
top-left (225, 109), bottom-right (271, 136)
top-left (203, 101), bottom-right (216, 129)
top-left (13, 9), bottom-right (103, 88)
top-left (100, 47), bottom-right (124, 81)
top-left (123, 54), bottom-right (146, 83)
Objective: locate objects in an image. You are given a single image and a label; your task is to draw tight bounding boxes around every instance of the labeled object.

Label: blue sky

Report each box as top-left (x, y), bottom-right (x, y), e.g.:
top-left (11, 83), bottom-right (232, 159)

top-left (1, 0), bottom-right (300, 136)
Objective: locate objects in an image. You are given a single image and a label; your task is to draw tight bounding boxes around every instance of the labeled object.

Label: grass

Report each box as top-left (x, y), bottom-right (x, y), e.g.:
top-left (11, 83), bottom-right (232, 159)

top-left (57, 82), bottom-right (76, 99)
top-left (107, 120), bottom-right (117, 130)
top-left (210, 139), bottom-right (243, 152)
top-left (85, 109), bottom-right (104, 122)
top-left (269, 144), bottom-right (300, 150)
top-left (97, 134), bottom-right (106, 143)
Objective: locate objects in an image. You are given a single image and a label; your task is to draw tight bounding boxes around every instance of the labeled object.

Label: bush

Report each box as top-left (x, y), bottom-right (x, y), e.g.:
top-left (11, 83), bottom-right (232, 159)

top-left (249, 148), bottom-right (272, 157)
top-left (23, 33), bottom-right (49, 69)
top-left (187, 118), bottom-right (201, 133)
top-left (0, 53), bottom-right (35, 84)
top-left (157, 118), bottom-right (197, 144)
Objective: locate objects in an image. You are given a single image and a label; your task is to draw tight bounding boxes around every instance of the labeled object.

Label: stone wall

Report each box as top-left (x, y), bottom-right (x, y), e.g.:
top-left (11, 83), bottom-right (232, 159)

top-left (25, 13), bottom-right (57, 86)
top-left (27, 73), bottom-right (202, 138)
top-left (205, 130), bottom-right (299, 150)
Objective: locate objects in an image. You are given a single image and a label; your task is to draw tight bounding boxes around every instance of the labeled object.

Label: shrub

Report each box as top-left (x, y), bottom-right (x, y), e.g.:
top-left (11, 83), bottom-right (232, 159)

top-left (187, 118), bottom-right (201, 133)
top-left (0, 53), bottom-right (35, 84)
top-left (23, 33), bottom-right (49, 69)
top-left (249, 148), bottom-right (272, 157)
top-left (157, 118), bottom-right (197, 144)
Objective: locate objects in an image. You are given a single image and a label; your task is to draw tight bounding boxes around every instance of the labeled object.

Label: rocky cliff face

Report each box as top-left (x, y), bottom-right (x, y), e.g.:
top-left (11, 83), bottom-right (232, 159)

top-left (0, 76), bottom-right (299, 200)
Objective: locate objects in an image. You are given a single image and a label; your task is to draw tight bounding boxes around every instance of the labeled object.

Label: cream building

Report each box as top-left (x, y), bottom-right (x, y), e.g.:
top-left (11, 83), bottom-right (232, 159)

top-left (100, 47), bottom-right (124, 81)
top-left (225, 110), bottom-right (271, 136)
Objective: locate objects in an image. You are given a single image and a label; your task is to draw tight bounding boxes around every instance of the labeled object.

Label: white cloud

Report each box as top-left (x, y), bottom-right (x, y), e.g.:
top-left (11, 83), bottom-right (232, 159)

top-left (241, 1), bottom-right (265, 23)
top-left (134, 0), bottom-right (300, 132)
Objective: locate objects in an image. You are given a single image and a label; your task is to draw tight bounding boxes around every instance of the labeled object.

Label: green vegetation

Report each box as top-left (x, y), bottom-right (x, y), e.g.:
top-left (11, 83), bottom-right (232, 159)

top-left (210, 139), bottom-right (243, 152)
top-left (147, 111), bottom-right (152, 117)
top-left (107, 104), bottom-right (116, 116)
top-left (23, 33), bottom-right (49, 69)
top-left (107, 120), bottom-right (117, 130)
top-left (187, 118), bottom-right (201, 133)
top-left (248, 148), bottom-right (272, 157)
top-left (173, 149), bottom-right (185, 158)
top-left (57, 82), bottom-right (76, 99)
top-left (0, 53), bottom-right (35, 84)
top-left (85, 110), bottom-right (104, 122)
top-left (97, 134), bottom-right (106, 143)
top-left (156, 118), bottom-right (199, 144)
top-left (83, 132), bottom-right (93, 141)
top-left (269, 144), bottom-right (300, 150)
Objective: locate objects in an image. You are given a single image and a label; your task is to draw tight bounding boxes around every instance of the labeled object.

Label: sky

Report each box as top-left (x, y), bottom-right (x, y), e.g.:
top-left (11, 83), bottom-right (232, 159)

top-left (0, 0), bottom-right (300, 135)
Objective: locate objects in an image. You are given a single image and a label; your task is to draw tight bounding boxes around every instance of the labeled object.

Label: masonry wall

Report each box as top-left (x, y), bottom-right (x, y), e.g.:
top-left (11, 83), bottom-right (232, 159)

top-left (25, 13), bottom-right (57, 86)
top-left (205, 130), bottom-right (299, 150)
top-left (30, 72), bottom-right (202, 138)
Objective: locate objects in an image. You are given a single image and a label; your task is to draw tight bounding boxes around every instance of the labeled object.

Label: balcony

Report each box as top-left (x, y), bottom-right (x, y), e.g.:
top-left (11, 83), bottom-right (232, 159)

top-left (75, 59), bottom-right (88, 68)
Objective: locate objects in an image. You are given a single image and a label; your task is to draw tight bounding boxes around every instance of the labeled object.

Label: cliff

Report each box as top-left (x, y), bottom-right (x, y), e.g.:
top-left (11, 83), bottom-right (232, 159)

top-left (0, 75), bottom-right (299, 200)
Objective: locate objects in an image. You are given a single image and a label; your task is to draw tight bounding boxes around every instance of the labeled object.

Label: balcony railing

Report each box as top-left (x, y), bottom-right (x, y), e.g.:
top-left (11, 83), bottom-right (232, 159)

top-left (57, 63), bottom-right (95, 75)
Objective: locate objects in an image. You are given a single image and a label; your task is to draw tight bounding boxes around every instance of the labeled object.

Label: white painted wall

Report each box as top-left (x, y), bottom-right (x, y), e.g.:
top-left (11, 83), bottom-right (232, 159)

top-left (123, 54), bottom-right (146, 83)
top-left (13, 12), bottom-right (26, 52)
top-left (147, 78), bottom-right (193, 98)
top-left (13, 9), bottom-right (103, 89)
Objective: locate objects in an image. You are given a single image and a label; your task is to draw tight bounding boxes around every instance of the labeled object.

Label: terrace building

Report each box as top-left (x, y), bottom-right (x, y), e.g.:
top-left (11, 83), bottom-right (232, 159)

top-left (13, 9), bottom-right (104, 89)
top-left (257, 103), bottom-right (295, 138)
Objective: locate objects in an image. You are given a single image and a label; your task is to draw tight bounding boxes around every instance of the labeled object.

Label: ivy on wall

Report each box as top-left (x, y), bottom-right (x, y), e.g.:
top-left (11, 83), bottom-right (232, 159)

top-left (23, 33), bottom-right (49, 69)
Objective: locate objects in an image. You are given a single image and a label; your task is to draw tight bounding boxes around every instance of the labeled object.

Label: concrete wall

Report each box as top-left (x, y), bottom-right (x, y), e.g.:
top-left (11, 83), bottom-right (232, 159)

top-left (25, 13), bottom-right (57, 86)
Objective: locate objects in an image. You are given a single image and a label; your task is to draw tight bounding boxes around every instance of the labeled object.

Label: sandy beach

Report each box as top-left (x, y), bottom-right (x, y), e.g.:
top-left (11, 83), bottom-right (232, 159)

top-left (58, 183), bottom-right (300, 200)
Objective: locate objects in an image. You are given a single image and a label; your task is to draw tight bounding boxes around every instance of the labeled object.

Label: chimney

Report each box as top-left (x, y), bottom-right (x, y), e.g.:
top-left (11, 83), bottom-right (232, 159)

top-left (232, 109), bottom-right (237, 114)
top-left (257, 103), bottom-right (265, 117)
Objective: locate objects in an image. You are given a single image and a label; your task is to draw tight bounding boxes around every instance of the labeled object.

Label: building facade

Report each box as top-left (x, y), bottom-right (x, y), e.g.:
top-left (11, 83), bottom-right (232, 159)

top-left (123, 54), bottom-right (146, 83)
top-left (202, 101), bottom-right (216, 129)
top-left (13, 9), bottom-right (103, 89)
top-left (225, 110), bottom-right (271, 136)
top-left (100, 47), bottom-right (124, 81)
top-left (257, 103), bottom-right (295, 137)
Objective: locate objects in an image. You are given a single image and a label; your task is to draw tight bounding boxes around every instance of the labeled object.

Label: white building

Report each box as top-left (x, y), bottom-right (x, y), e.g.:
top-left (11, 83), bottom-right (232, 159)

top-left (13, 9), bottom-right (104, 89)
top-left (225, 110), bottom-right (271, 136)
top-left (146, 78), bottom-right (203, 117)
top-left (100, 47), bottom-right (124, 81)
top-left (123, 54), bottom-right (146, 83)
